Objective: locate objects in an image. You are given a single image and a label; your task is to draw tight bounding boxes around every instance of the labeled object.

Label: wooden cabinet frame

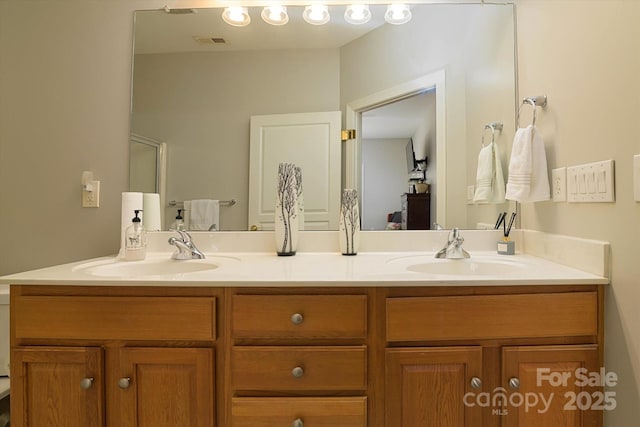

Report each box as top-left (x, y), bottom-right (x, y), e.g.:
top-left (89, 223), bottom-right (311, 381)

top-left (10, 283), bottom-right (604, 427)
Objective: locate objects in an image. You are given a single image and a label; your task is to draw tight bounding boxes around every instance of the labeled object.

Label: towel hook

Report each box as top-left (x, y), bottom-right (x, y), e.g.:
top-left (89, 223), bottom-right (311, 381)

top-left (518, 95), bottom-right (547, 127)
top-left (481, 122), bottom-right (503, 147)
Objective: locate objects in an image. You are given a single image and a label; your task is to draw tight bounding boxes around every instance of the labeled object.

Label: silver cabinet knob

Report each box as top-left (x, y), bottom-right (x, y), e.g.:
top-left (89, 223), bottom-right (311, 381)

top-left (291, 313), bottom-right (304, 325)
top-left (291, 418), bottom-right (304, 427)
top-left (508, 377), bottom-right (520, 390)
top-left (80, 377), bottom-right (94, 390)
top-left (470, 376), bottom-right (482, 389)
top-left (291, 366), bottom-right (304, 378)
top-left (118, 377), bottom-right (131, 389)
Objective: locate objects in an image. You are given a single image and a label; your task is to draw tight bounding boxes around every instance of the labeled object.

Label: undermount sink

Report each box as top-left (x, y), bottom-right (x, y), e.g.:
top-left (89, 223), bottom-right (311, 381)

top-left (73, 255), bottom-right (239, 278)
top-left (387, 255), bottom-right (527, 276)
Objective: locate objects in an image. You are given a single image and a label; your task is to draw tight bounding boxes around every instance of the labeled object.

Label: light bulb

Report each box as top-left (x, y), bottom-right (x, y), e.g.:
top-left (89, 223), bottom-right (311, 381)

top-left (303, 5), bottom-right (330, 25)
top-left (385, 4), bottom-right (412, 25)
top-left (222, 7), bottom-right (251, 27)
top-left (345, 4), bottom-right (371, 25)
top-left (262, 5), bottom-right (289, 26)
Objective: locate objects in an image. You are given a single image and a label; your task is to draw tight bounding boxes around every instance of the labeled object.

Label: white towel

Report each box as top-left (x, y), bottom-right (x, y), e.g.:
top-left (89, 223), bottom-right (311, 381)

top-left (185, 199), bottom-right (220, 231)
top-left (473, 142), bottom-right (506, 204)
top-left (505, 125), bottom-right (550, 203)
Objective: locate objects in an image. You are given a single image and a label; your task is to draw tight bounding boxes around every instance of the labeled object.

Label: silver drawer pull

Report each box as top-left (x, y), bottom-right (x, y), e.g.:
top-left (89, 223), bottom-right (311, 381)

top-left (291, 366), bottom-right (304, 378)
top-left (80, 377), bottom-right (94, 390)
top-left (118, 377), bottom-right (131, 389)
top-left (470, 376), bottom-right (482, 389)
top-left (292, 418), bottom-right (304, 427)
top-left (291, 313), bottom-right (304, 325)
top-left (509, 377), bottom-right (520, 390)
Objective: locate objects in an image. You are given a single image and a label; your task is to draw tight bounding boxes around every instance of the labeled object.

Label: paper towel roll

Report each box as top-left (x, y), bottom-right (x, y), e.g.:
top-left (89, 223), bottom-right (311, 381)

top-left (120, 192), bottom-right (143, 257)
top-left (143, 193), bottom-right (161, 232)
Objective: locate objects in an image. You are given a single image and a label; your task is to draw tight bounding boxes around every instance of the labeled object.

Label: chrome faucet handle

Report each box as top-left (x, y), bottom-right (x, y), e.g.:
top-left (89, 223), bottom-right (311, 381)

top-left (168, 230), bottom-right (205, 260)
top-left (175, 229), bottom-right (192, 243)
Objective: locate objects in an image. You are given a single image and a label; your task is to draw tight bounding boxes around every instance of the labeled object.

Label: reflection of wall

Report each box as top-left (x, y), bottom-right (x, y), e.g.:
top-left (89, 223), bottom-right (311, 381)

top-left (129, 142), bottom-right (157, 194)
top-left (463, 3), bottom-right (516, 228)
top-left (133, 49), bottom-right (340, 230)
top-left (361, 138), bottom-right (408, 230)
top-left (411, 99), bottom-right (437, 225)
top-left (340, 4), bottom-right (515, 228)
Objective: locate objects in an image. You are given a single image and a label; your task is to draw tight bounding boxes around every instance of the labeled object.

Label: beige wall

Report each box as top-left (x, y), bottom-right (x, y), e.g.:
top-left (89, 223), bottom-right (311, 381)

top-left (516, 0), bottom-right (640, 423)
top-left (0, 0), bottom-right (639, 422)
top-left (0, 0), bottom-right (137, 274)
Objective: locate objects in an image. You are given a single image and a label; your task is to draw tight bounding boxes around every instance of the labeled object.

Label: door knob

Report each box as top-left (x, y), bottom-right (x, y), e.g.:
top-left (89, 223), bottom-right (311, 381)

top-left (291, 366), bottom-right (304, 378)
top-left (80, 377), bottom-right (94, 390)
top-left (291, 313), bottom-right (304, 325)
top-left (508, 377), bottom-right (520, 390)
top-left (470, 376), bottom-right (482, 389)
top-left (118, 377), bottom-right (131, 389)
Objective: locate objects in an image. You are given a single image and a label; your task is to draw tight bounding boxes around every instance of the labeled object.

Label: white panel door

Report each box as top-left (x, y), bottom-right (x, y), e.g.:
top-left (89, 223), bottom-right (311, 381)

top-left (249, 111), bottom-right (341, 231)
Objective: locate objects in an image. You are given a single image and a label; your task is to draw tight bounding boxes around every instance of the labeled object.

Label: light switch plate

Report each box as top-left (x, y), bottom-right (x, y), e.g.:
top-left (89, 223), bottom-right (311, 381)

top-left (552, 167), bottom-right (567, 202)
top-left (634, 155), bottom-right (640, 202)
top-left (567, 160), bottom-right (614, 203)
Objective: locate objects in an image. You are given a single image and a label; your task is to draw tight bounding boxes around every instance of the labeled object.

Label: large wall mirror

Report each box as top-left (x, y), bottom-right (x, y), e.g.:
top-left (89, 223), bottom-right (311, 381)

top-left (131, 1), bottom-right (516, 231)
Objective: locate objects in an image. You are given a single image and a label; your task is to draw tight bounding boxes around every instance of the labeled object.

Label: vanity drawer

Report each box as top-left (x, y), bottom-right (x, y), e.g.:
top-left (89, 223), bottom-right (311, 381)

top-left (232, 295), bottom-right (367, 339)
top-left (13, 296), bottom-right (216, 341)
top-left (231, 397), bottom-right (367, 427)
top-left (231, 346), bottom-right (367, 391)
top-left (387, 292), bottom-right (598, 342)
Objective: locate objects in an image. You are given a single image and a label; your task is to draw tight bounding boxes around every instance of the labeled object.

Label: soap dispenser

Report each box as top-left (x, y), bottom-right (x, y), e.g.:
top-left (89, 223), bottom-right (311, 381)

top-left (124, 210), bottom-right (146, 261)
top-left (172, 209), bottom-right (185, 231)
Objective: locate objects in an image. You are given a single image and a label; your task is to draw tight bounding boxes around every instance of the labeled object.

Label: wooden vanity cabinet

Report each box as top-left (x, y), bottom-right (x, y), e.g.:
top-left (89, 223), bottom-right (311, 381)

top-left (228, 290), bottom-right (369, 427)
top-left (10, 284), bottom-right (604, 427)
top-left (10, 286), bottom-right (219, 427)
top-left (383, 286), bottom-right (604, 427)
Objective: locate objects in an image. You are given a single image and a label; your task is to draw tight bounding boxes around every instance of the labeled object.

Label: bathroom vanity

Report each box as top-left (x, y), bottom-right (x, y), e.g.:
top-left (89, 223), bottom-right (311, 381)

top-left (2, 231), bottom-right (609, 427)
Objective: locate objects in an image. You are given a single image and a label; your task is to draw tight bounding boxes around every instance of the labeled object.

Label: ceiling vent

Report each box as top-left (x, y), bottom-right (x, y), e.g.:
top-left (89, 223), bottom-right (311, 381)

top-left (193, 36), bottom-right (228, 46)
top-left (163, 6), bottom-right (197, 14)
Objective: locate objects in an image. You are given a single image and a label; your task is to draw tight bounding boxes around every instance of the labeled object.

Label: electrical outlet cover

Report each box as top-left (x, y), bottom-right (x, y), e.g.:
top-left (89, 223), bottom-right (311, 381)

top-left (552, 167), bottom-right (567, 202)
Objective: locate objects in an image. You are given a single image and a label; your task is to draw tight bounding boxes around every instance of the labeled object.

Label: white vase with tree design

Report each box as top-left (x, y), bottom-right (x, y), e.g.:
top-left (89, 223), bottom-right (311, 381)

top-left (339, 189), bottom-right (360, 256)
top-left (275, 162), bottom-right (299, 256)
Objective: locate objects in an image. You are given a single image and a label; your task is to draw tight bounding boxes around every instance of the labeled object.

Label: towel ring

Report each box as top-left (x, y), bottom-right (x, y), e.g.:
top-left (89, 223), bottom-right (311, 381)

top-left (481, 122), bottom-right (503, 147)
top-left (518, 95), bottom-right (547, 127)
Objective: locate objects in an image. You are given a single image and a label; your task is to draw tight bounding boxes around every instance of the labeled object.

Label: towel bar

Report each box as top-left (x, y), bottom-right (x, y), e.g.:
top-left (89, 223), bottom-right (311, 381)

top-left (481, 122), bottom-right (503, 147)
top-left (168, 199), bottom-right (236, 208)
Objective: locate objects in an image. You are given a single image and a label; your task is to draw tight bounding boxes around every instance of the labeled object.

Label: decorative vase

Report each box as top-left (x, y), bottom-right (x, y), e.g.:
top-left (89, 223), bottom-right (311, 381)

top-left (295, 166), bottom-right (305, 231)
top-left (339, 189), bottom-right (360, 255)
top-left (275, 162), bottom-right (299, 256)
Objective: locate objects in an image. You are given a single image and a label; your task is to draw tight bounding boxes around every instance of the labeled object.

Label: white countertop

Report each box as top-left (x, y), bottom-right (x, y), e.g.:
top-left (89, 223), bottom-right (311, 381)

top-left (0, 250), bottom-right (608, 287)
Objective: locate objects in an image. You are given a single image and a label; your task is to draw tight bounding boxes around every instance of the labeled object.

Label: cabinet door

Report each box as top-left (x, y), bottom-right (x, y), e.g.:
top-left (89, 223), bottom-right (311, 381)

top-left (11, 346), bottom-right (104, 427)
top-left (502, 345), bottom-right (601, 427)
top-left (116, 347), bottom-right (214, 427)
top-left (386, 347), bottom-right (483, 427)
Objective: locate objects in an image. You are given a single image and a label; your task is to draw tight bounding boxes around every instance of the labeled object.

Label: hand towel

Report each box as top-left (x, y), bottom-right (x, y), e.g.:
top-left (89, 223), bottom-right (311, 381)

top-left (473, 142), bottom-right (506, 204)
top-left (505, 125), bottom-right (550, 203)
top-left (186, 199), bottom-right (220, 231)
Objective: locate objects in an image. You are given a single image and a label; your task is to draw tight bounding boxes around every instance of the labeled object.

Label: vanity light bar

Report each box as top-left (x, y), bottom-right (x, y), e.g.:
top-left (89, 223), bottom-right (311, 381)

top-left (220, 3), bottom-right (411, 27)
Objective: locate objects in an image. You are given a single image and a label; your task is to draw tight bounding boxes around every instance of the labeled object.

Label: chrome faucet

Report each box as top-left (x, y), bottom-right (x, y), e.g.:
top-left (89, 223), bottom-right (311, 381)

top-left (168, 230), bottom-right (205, 260)
top-left (435, 228), bottom-right (470, 259)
